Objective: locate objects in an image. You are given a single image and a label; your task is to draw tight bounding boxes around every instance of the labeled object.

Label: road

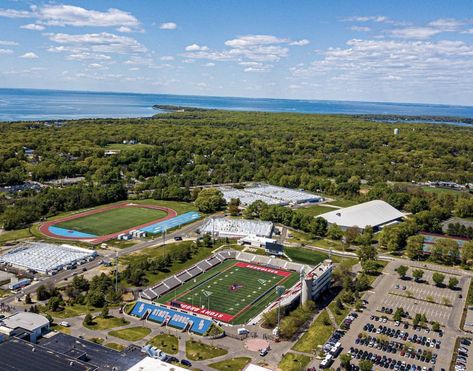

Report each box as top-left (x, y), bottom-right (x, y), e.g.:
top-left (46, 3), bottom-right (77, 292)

top-left (0, 218), bottom-right (205, 306)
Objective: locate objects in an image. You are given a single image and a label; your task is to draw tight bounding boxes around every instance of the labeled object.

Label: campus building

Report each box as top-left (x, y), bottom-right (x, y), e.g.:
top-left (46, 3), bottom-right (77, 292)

top-left (0, 312), bottom-right (50, 343)
top-left (319, 200), bottom-right (405, 231)
top-left (199, 217), bottom-right (274, 238)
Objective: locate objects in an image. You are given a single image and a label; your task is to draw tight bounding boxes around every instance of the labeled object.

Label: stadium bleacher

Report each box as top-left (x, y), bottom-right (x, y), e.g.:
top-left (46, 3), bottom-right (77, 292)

top-left (130, 301), bottom-right (212, 335)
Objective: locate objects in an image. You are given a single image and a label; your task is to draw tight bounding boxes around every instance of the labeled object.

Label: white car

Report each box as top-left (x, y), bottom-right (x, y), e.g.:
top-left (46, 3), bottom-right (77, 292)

top-left (60, 321), bottom-right (70, 327)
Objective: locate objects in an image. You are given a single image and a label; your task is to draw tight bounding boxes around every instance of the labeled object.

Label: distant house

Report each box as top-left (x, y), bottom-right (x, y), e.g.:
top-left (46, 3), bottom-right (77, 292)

top-left (319, 200), bottom-right (405, 232)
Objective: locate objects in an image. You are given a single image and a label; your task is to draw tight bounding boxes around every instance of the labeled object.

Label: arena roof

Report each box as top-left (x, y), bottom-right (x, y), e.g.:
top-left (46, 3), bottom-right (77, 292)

top-left (319, 200), bottom-right (405, 229)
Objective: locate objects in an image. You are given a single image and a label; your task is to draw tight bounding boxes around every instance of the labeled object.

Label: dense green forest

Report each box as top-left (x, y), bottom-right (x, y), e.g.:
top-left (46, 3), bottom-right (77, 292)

top-left (0, 110), bottom-right (472, 229)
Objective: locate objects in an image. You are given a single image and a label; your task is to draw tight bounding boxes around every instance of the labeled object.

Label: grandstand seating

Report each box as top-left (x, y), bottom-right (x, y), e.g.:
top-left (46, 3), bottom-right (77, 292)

top-left (140, 248), bottom-right (311, 302)
top-left (131, 301), bottom-right (212, 335)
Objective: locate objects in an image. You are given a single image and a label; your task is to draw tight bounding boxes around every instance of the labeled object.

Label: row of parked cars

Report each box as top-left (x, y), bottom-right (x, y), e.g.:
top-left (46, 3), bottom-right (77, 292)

top-left (347, 348), bottom-right (434, 371)
top-left (362, 322), bottom-right (442, 350)
top-left (455, 338), bottom-right (470, 371)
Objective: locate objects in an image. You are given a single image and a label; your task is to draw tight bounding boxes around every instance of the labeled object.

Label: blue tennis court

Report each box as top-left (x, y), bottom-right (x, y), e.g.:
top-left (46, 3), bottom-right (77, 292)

top-left (140, 211), bottom-right (200, 234)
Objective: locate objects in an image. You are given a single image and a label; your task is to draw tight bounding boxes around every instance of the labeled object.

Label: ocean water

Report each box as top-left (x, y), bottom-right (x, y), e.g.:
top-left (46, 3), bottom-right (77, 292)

top-left (0, 88), bottom-right (473, 122)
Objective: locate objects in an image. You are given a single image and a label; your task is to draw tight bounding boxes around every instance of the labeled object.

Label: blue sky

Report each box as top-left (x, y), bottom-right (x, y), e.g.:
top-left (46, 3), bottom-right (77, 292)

top-left (0, 0), bottom-right (472, 105)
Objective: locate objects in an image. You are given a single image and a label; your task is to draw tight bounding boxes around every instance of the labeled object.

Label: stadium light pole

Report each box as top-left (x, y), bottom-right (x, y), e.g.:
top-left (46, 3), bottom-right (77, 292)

top-left (114, 251), bottom-right (119, 293)
top-left (275, 285), bottom-right (285, 338)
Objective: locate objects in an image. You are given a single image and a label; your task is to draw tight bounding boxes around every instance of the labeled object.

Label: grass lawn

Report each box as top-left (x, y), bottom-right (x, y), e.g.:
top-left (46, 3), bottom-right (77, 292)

top-left (88, 337), bottom-right (104, 344)
top-left (105, 343), bottom-right (126, 351)
top-left (186, 339), bottom-right (228, 361)
top-left (284, 246), bottom-right (328, 265)
top-left (148, 334), bottom-right (179, 354)
top-left (121, 241), bottom-right (224, 288)
top-left (56, 206), bottom-right (167, 235)
top-left (0, 228), bottom-right (32, 245)
top-left (296, 204), bottom-right (333, 217)
top-left (50, 323), bottom-right (71, 334)
top-left (287, 230), bottom-right (345, 251)
top-left (328, 299), bottom-right (351, 325)
top-left (292, 310), bottom-right (334, 353)
top-left (325, 199), bottom-right (358, 208)
top-left (109, 326), bottom-right (151, 341)
top-left (209, 357), bottom-right (252, 371)
top-left (278, 353), bottom-right (312, 371)
top-left (83, 316), bottom-right (129, 330)
top-left (46, 304), bottom-right (95, 319)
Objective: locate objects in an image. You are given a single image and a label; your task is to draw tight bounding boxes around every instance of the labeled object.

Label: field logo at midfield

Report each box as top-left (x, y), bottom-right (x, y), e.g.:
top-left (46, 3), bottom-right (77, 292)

top-left (257, 279), bottom-right (267, 285)
top-left (202, 290), bottom-right (213, 297)
top-left (229, 283), bottom-right (244, 292)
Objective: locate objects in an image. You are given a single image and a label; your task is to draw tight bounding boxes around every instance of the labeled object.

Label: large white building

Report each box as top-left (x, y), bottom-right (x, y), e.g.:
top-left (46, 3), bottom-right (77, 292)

top-left (218, 183), bottom-right (323, 207)
top-left (0, 242), bottom-right (96, 275)
top-left (319, 200), bottom-right (405, 231)
top-left (199, 217), bottom-right (274, 238)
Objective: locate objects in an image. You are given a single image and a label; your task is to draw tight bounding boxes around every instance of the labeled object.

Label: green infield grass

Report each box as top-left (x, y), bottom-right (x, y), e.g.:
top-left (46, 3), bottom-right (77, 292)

top-left (56, 206), bottom-right (168, 235)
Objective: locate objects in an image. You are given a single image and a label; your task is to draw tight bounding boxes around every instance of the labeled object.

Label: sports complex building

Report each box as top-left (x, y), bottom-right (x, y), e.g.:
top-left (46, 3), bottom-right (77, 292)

top-left (0, 242), bottom-right (96, 275)
top-left (319, 200), bottom-right (405, 232)
top-left (131, 249), bottom-right (332, 328)
top-left (199, 217), bottom-right (274, 238)
top-left (218, 183), bottom-right (323, 207)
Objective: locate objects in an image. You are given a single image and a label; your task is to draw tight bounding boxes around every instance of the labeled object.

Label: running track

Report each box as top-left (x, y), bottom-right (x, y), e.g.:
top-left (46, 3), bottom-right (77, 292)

top-left (39, 202), bottom-right (177, 244)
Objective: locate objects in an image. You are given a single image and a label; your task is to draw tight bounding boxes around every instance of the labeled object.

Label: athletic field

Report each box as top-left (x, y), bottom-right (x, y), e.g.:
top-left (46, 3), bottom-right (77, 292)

top-left (56, 206), bottom-right (167, 235)
top-left (157, 260), bottom-right (299, 324)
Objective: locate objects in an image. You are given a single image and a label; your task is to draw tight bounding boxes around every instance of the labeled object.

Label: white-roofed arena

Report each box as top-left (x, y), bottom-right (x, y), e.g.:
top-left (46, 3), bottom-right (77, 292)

top-left (0, 242), bottom-right (97, 274)
top-left (199, 217), bottom-right (274, 238)
top-left (319, 200), bottom-right (405, 231)
top-left (218, 183), bottom-right (323, 207)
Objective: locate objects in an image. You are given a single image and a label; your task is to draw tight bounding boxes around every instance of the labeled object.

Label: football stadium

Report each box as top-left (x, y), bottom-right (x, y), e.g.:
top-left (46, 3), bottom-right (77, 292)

top-left (39, 202), bottom-right (200, 244)
top-left (132, 249), bottom-right (333, 327)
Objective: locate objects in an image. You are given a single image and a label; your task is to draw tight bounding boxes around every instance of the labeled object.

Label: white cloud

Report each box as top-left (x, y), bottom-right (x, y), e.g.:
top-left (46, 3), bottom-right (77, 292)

top-left (160, 22), bottom-right (177, 30)
top-left (0, 4), bottom-right (140, 29)
top-left (0, 49), bottom-right (13, 54)
top-left (204, 62), bottom-right (215, 67)
top-left (160, 55), bottom-right (174, 61)
top-left (116, 26), bottom-right (132, 33)
top-left (185, 44), bottom-right (209, 51)
top-left (0, 8), bottom-right (31, 18)
top-left (0, 40), bottom-right (18, 46)
top-left (291, 38), bottom-right (473, 94)
top-left (351, 26), bottom-right (371, 32)
top-left (183, 34), bottom-right (300, 65)
top-left (46, 32), bottom-right (147, 54)
top-left (345, 15), bottom-right (390, 23)
top-left (390, 27), bottom-right (442, 39)
top-left (225, 35), bottom-right (288, 48)
top-left (289, 39), bottom-right (310, 46)
top-left (20, 23), bottom-right (45, 31)
top-left (20, 52), bottom-right (38, 59)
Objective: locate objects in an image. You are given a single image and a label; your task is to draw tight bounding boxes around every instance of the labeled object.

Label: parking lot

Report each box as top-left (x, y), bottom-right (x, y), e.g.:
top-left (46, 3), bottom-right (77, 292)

top-left (329, 261), bottom-right (471, 371)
